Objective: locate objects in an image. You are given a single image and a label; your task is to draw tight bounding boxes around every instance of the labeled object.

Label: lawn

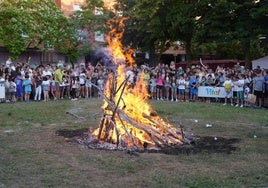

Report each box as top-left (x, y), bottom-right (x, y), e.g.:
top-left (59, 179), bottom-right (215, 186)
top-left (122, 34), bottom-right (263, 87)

top-left (0, 98), bottom-right (267, 188)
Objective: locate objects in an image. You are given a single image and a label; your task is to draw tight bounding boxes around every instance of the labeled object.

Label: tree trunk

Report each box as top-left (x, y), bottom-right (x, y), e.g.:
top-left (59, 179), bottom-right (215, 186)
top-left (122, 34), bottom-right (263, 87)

top-left (185, 39), bottom-right (192, 68)
top-left (243, 40), bottom-right (251, 69)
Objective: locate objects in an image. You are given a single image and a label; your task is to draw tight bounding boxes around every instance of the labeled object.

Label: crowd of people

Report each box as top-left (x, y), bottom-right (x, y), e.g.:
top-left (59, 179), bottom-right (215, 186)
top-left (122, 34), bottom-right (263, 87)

top-left (0, 59), bottom-right (267, 108)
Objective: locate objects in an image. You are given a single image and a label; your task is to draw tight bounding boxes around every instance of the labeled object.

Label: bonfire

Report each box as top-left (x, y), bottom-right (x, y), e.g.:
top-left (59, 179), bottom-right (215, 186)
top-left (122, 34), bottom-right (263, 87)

top-left (79, 14), bottom-right (191, 152)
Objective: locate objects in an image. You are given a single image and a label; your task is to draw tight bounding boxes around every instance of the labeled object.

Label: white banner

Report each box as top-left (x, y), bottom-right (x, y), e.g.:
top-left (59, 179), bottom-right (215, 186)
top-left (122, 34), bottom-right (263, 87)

top-left (198, 86), bottom-right (229, 98)
top-left (0, 82), bottom-right (5, 99)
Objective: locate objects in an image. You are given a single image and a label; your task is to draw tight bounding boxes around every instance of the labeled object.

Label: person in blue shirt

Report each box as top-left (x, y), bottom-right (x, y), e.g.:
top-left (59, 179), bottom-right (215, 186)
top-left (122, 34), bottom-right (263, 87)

top-left (23, 74), bottom-right (32, 102)
top-left (15, 72), bottom-right (23, 101)
top-left (189, 73), bottom-right (198, 102)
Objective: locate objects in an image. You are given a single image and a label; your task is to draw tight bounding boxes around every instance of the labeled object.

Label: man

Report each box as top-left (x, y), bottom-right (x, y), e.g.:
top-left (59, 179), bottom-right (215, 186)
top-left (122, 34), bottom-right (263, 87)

top-left (252, 69), bottom-right (265, 107)
top-left (54, 65), bottom-right (65, 100)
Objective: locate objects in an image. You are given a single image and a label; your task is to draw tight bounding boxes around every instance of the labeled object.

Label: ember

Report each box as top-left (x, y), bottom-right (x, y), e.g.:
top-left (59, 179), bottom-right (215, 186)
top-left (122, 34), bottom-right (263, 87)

top-left (81, 10), bottom-right (191, 152)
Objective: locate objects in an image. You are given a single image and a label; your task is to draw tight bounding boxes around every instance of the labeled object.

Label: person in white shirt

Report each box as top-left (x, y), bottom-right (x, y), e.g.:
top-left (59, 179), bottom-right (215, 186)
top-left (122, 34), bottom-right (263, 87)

top-left (235, 74), bottom-right (245, 107)
top-left (223, 75), bottom-right (233, 106)
top-left (176, 75), bottom-right (186, 102)
top-left (42, 65), bottom-right (52, 78)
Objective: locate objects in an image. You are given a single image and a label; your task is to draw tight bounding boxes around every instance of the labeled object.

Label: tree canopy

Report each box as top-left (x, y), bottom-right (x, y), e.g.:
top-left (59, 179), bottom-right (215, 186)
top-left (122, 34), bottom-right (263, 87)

top-left (0, 0), bottom-right (68, 59)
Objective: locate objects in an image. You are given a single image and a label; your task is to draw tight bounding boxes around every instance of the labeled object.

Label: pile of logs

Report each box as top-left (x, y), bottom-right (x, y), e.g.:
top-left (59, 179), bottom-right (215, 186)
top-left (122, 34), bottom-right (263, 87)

top-left (82, 73), bottom-right (189, 152)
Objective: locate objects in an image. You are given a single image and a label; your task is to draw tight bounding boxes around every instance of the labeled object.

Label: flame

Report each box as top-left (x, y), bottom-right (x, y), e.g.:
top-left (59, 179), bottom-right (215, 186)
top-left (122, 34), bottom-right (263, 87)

top-left (92, 1), bottom-right (184, 150)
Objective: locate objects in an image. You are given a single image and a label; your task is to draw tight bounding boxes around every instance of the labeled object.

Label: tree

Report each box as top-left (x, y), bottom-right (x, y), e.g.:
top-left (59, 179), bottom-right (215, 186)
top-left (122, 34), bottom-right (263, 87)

top-left (114, 0), bottom-right (202, 66)
top-left (0, 0), bottom-right (68, 60)
top-left (56, 0), bottom-right (112, 66)
top-left (196, 0), bottom-right (268, 67)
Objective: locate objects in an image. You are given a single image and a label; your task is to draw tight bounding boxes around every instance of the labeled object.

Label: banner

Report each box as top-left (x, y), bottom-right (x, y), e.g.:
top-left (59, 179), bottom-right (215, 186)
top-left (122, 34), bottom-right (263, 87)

top-left (198, 86), bottom-right (229, 98)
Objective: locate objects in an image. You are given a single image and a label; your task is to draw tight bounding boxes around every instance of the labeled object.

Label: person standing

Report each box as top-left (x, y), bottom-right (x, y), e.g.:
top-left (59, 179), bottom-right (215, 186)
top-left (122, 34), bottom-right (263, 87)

top-left (42, 75), bottom-right (51, 102)
top-left (177, 75), bottom-right (186, 102)
top-left (170, 76), bottom-right (177, 101)
top-left (189, 73), bottom-right (198, 102)
top-left (23, 74), bottom-right (32, 102)
top-left (8, 77), bottom-right (16, 102)
top-left (15, 72), bottom-right (23, 101)
top-left (235, 74), bottom-right (245, 107)
top-left (79, 69), bottom-right (86, 98)
top-left (54, 65), bottom-right (64, 100)
top-left (223, 75), bottom-right (233, 106)
top-left (34, 73), bottom-right (43, 101)
top-left (264, 70), bottom-right (268, 101)
top-left (156, 72), bottom-right (164, 100)
top-left (252, 70), bottom-right (265, 107)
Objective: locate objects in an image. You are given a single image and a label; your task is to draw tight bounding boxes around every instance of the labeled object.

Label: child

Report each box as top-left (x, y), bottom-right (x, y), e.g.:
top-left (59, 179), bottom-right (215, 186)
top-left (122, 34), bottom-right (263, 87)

top-left (164, 73), bottom-right (171, 100)
top-left (244, 83), bottom-right (250, 107)
top-left (223, 75), bottom-right (233, 106)
top-left (71, 76), bottom-right (80, 100)
top-left (23, 74), bottom-right (32, 102)
top-left (156, 72), bottom-right (164, 100)
top-left (235, 74), bottom-right (245, 107)
top-left (34, 74), bottom-right (43, 101)
top-left (149, 75), bottom-right (157, 99)
top-left (8, 77), bottom-right (16, 102)
top-left (199, 76), bottom-right (207, 103)
top-left (170, 76), bottom-right (177, 101)
top-left (189, 73), bottom-right (198, 102)
top-left (85, 74), bottom-right (92, 98)
top-left (42, 75), bottom-right (51, 102)
top-left (97, 76), bottom-right (105, 98)
top-left (184, 76), bottom-right (190, 102)
top-left (177, 75), bottom-right (186, 102)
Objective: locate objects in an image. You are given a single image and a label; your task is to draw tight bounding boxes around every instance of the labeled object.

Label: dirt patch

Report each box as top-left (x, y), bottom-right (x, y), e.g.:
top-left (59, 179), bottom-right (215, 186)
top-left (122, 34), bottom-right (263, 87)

top-left (55, 128), bottom-right (89, 138)
top-left (56, 128), bottom-right (240, 155)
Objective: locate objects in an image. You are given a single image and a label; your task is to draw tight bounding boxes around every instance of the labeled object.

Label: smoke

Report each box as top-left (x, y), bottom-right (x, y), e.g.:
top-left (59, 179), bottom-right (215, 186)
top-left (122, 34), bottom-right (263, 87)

top-left (93, 47), bottom-right (120, 73)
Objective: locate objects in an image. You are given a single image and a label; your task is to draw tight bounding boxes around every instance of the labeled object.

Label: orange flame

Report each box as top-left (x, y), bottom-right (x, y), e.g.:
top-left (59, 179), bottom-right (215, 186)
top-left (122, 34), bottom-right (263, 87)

top-left (92, 7), bottom-right (183, 150)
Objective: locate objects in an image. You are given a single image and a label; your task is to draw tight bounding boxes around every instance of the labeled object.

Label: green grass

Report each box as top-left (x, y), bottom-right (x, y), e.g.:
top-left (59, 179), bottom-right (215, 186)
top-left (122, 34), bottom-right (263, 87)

top-left (0, 98), bottom-right (267, 188)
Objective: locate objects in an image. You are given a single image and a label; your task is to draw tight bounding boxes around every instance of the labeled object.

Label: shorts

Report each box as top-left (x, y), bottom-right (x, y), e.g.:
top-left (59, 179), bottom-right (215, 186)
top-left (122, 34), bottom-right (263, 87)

top-left (225, 90), bottom-right (233, 98)
top-left (80, 84), bottom-right (85, 87)
top-left (43, 85), bottom-right (50, 91)
top-left (237, 91), bottom-right (244, 100)
top-left (171, 86), bottom-right (177, 92)
top-left (156, 85), bottom-right (163, 90)
top-left (85, 82), bottom-right (92, 88)
top-left (55, 82), bottom-right (60, 91)
top-left (150, 86), bottom-right (156, 93)
top-left (233, 91), bottom-right (237, 98)
top-left (189, 88), bottom-right (197, 95)
top-left (254, 90), bottom-right (263, 98)
top-left (178, 89), bottom-right (185, 95)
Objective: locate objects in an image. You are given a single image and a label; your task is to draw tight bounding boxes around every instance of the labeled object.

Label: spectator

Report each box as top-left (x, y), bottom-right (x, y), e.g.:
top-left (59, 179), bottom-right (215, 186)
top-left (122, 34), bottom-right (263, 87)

top-left (42, 75), bottom-right (51, 102)
top-left (23, 74), bottom-right (32, 102)
top-left (177, 75), bottom-right (186, 102)
top-left (8, 77), bottom-right (16, 102)
top-left (15, 72), bottom-right (23, 101)
top-left (223, 75), bottom-right (233, 106)
top-left (252, 70), bottom-right (265, 107)
top-left (189, 73), bottom-right (198, 102)
top-left (149, 75), bottom-right (157, 99)
top-left (170, 76), bottom-right (177, 101)
top-left (156, 71), bottom-right (164, 100)
top-left (235, 74), bottom-right (245, 107)
top-left (54, 65), bottom-right (65, 100)
top-left (164, 72), bottom-right (171, 100)
top-left (34, 73), bottom-right (43, 101)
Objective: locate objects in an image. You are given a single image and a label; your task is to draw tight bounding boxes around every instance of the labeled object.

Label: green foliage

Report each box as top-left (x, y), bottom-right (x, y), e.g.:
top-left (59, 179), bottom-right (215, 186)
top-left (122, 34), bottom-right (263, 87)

top-left (0, 0), bottom-right (68, 59)
top-left (56, 0), bottom-right (111, 63)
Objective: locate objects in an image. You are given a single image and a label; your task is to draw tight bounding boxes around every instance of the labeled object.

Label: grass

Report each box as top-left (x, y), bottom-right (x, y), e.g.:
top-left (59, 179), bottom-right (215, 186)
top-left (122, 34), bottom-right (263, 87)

top-left (0, 98), bottom-right (267, 188)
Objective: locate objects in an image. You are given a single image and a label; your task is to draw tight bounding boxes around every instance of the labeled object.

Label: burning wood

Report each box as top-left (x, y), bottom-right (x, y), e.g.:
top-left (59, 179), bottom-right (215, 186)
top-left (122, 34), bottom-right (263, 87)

top-left (79, 14), bottom-right (191, 152)
top-left (80, 69), bottom-right (190, 152)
